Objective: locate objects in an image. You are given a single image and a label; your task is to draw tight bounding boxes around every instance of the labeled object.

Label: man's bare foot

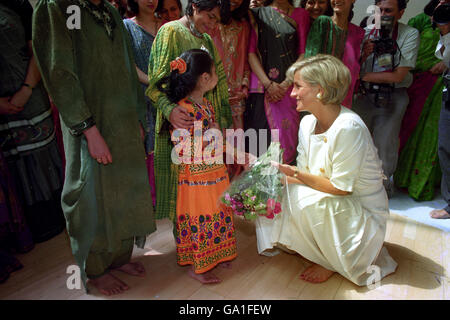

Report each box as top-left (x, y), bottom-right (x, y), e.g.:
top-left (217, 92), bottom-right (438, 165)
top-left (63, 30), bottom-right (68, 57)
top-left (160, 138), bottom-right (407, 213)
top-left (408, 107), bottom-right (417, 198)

top-left (114, 261), bottom-right (146, 277)
top-left (300, 264), bottom-right (334, 283)
top-left (218, 261), bottom-right (232, 269)
top-left (430, 209), bottom-right (450, 219)
top-left (188, 267), bottom-right (222, 284)
top-left (88, 273), bottom-right (129, 296)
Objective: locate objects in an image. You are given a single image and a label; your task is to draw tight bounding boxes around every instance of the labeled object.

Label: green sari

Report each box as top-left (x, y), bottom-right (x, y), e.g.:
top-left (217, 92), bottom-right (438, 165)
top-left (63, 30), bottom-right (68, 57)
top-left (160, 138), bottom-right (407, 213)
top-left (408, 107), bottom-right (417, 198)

top-left (394, 13), bottom-right (443, 201)
top-left (146, 20), bottom-right (231, 221)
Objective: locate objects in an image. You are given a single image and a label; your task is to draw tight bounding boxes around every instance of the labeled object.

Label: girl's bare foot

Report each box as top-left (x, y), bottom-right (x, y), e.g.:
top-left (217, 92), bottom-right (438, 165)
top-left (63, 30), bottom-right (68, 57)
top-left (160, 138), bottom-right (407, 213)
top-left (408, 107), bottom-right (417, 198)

top-left (88, 273), bottom-right (129, 296)
top-left (300, 264), bottom-right (334, 283)
top-left (188, 267), bottom-right (222, 284)
top-left (114, 261), bottom-right (146, 277)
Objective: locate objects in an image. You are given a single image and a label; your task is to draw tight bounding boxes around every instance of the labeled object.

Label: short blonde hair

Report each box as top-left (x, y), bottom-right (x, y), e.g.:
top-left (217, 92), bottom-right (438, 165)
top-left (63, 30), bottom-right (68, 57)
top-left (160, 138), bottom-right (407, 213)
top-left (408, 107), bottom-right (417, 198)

top-left (286, 54), bottom-right (351, 105)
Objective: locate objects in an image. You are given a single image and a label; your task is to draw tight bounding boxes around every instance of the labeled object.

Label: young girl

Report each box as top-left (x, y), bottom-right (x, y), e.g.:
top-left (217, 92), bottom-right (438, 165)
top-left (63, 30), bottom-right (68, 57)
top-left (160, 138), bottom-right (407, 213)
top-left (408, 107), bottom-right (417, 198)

top-left (157, 49), bottom-right (237, 284)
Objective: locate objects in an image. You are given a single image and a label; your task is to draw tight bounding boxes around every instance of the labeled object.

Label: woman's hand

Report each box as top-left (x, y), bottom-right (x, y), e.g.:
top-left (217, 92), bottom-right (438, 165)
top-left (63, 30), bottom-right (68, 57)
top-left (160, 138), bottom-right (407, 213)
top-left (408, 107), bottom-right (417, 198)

top-left (169, 105), bottom-right (194, 130)
top-left (271, 161), bottom-right (297, 176)
top-left (0, 97), bottom-right (23, 115)
top-left (229, 86), bottom-right (249, 106)
top-left (9, 86), bottom-right (32, 108)
top-left (430, 61), bottom-right (448, 75)
top-left (83, 126), bottom-right (113, 165)
top-left (267, 82), bottom-right (285, 103)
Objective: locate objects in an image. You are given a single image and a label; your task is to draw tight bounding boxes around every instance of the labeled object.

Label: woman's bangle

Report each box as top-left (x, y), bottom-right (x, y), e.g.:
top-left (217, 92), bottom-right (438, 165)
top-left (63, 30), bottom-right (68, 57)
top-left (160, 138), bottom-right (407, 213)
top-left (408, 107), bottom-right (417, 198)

top-left (265, 81), bottom-right (273, 90)
top-left (293, 168), bottom-right (299, 179)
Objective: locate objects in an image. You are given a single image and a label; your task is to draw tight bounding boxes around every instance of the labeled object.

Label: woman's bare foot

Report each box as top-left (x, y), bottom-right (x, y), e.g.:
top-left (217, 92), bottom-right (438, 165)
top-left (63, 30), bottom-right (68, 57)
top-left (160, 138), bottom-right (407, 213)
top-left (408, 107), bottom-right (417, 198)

top-left (188, 267), bottom-right (222, 284)
top-left (430, 209), bottom-right (450, 219)
top-left (88, 273), bottom-right (129, 296)
top-left (300, 264), bottom-right (334, 283)
top-left (114, 261), bottom-right (146, 277)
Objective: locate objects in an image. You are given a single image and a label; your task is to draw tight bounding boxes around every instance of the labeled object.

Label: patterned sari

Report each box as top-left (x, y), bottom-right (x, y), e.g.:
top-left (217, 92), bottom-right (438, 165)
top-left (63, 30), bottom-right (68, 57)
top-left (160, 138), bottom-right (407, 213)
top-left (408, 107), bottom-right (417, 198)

top-left (245, 7), bottom-right (310, 164)
top-left (394, 13), bottom-right (443, 201)
top-left (123, 18), bottom-right (157, 207)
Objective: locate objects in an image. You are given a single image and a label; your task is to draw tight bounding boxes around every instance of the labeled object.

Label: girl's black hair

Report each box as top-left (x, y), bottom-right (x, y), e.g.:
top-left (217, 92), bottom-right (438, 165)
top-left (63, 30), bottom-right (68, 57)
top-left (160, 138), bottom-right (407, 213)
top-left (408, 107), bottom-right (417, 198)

top-left (155, 0), bottom-right (183, 19)
top-left (230, 0), bottom-right (250, 22)
top-left (185, 0), bottom-right (231, 24)
top-left (299, 0), bottom-right (333, 17)
top-left (157, 49), bottom-right (215, 104)
top-left (424, 0), bottom-right (440, 16)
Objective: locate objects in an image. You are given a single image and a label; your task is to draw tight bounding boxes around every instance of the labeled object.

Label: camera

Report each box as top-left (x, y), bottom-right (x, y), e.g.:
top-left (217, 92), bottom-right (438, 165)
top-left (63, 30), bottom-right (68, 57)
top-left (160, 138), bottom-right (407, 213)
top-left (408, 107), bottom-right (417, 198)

top-left (372, 15), bottom-right (397, 57)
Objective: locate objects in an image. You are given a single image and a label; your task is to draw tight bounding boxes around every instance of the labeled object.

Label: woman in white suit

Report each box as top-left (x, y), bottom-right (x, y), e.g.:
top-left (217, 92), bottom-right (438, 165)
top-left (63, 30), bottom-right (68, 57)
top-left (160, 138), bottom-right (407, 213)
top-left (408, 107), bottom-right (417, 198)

top-left (256, 54), bottom-right (398, 285)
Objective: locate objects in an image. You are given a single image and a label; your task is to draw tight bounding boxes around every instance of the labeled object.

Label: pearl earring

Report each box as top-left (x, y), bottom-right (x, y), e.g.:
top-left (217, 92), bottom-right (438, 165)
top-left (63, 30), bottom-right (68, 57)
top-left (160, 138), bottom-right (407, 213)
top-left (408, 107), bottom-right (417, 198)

top-left (316, 93), bottom-right (322, 100)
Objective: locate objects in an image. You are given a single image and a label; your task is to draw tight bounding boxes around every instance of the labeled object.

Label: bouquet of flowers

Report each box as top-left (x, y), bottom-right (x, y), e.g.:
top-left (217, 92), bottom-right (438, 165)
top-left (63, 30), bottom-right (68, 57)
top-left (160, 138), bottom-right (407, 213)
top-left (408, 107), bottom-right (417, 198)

top-left (221, 142), bottom-right (284, 220)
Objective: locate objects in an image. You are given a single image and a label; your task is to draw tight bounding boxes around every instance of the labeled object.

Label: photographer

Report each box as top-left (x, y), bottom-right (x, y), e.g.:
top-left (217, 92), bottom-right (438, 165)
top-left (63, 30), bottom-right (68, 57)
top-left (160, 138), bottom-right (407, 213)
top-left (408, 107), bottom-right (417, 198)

top-left (352, 0), bottom-right (420, 197)
top-left (430, 3), bottom-right (450, 219)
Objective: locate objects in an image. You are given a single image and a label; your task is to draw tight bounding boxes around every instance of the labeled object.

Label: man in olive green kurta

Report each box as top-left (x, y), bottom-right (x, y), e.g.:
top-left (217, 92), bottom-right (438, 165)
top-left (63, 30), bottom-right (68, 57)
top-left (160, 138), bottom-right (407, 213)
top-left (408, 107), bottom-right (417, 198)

top-left (32, 0), bottom-right (156, 295)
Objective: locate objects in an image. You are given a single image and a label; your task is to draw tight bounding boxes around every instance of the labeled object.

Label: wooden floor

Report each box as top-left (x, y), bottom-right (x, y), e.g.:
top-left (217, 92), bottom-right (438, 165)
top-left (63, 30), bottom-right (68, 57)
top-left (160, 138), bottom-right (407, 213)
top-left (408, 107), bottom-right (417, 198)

top-left (0, 212), bottom-right (448, 300)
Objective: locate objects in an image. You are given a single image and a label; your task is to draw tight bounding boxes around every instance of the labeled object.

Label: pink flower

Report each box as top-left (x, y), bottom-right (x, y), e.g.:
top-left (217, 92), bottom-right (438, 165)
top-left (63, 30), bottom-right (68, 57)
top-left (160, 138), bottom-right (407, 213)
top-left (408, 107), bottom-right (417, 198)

top-left (274, 202), bottom-right (282, 214)
top-left (266, 212), bottom-right (274, 219)
top-left (236, 211), bottom-right (243, 216)
top-left (225, 193), bottom-right (231, 201)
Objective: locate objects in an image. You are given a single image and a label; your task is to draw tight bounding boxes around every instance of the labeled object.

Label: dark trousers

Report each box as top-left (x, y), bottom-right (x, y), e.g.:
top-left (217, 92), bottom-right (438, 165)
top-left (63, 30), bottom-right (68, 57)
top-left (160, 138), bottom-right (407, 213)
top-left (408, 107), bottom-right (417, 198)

top-left (438, 89), bottom-right (450, 213)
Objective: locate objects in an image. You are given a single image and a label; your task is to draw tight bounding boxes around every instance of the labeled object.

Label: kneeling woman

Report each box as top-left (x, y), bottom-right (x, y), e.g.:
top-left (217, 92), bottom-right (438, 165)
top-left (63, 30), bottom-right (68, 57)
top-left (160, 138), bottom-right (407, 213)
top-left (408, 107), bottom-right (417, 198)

top-left (259, 54), bottom-right (398, 285)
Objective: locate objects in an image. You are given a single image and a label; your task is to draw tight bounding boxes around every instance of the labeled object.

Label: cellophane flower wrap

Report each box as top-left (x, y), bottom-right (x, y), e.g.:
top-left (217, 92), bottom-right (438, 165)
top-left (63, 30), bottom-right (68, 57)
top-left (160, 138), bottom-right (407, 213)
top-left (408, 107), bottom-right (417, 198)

top-left (221, 142), bottom-right (284, 220)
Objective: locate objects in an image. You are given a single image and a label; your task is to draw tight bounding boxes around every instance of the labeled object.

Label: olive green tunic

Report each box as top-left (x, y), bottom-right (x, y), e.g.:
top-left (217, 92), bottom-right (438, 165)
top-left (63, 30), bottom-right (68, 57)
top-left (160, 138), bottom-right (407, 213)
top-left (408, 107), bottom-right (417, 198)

top-left (32, 0), bottom-right (156, 287)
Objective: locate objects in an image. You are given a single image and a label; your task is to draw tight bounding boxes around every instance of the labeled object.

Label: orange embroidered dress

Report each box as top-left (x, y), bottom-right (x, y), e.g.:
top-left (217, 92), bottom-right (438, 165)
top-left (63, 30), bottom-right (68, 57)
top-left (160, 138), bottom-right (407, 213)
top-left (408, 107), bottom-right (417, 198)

top-left (173, 98), bottom-right (237, 273)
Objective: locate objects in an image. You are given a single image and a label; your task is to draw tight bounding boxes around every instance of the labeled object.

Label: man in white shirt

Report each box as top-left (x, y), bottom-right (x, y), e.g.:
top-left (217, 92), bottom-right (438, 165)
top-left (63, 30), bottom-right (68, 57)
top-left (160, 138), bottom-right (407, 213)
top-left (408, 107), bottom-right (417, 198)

top-left (352, 0), bottom-right (420, 197)
top-left (430, 3), bottom-right (450, 219)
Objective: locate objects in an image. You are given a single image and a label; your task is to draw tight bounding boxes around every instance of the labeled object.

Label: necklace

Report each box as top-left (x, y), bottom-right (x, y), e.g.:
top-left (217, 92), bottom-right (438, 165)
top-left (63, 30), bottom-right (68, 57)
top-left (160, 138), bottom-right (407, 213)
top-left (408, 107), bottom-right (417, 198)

top-left (187, 16), bottom-right (203, 38)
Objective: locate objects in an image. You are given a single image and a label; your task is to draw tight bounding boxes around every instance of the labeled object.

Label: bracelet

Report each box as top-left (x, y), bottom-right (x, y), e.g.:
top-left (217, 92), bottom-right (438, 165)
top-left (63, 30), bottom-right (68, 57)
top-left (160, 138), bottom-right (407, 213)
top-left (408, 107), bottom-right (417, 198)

top-left (22, 83), bottom-right (33, 90)
top-left (265, 81), bottom-right (273, 90)
top-left (69, 117), bottom-right (96, 137)
top-left (293, 168), bottom-right (299, 179)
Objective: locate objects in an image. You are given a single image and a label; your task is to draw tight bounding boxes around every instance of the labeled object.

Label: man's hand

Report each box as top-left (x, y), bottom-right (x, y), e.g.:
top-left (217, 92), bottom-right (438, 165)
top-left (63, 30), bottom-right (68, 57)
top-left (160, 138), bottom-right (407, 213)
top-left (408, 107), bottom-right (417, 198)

top-left (83, 126), bottom-right (113, 165)
top-left (169, 105), bottom-right (194, 130)
top-left (0, 97), bottom-right (23, 114)
top-left (9, 86), bottom-right (32, 108)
